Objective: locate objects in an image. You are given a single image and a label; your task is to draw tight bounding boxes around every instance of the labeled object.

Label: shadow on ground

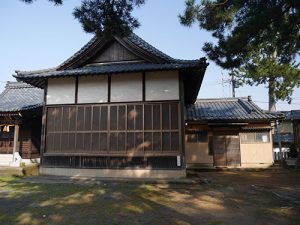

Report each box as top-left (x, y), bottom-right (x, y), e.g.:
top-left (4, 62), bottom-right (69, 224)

top-left (0, 169), bottom-right (299, 225)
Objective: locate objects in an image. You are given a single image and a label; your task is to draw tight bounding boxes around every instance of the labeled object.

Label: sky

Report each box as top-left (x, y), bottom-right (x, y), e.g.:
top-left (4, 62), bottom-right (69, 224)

top-left (1, 0), bottom-right (300, 111)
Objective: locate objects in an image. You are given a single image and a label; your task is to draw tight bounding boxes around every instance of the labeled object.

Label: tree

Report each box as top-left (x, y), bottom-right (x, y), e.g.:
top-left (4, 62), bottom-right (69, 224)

top-left (22, 0), bottom-right (63, 5)
top-left (179, 0), bottom-right (300, 111)
top-left (236, 41), bottom-right (300, 111)
top-left (20, 0), bottom-right (145, 37)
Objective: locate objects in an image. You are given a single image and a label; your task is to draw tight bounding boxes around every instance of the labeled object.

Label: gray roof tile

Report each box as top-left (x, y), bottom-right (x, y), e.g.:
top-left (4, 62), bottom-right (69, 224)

top-left (0, 82), bottom-right (43, 113)
top-left (16, 62), bottom-right (201, 79)
top-left (291, 110), bottom-right (300, 120)
top-left (185, 97), bottom-right (280, 122)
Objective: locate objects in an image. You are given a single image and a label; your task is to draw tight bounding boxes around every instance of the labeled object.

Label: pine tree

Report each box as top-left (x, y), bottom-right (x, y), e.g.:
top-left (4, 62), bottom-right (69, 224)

top-left (20, 0), bottom-right (145, 38)
top-left (179, 0), bottom-right (300, 111)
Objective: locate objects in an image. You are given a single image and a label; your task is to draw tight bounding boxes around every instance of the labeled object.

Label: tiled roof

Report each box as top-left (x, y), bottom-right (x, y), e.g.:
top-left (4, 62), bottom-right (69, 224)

top-left (56, 33), bottom-right (199, 69)
top-left (291, 110), bottom-right (300, 120)
top-left (278, 110), bottom-right (300, 120)
top-left (14, 33), bottom-right (208, 104)
top-left (273, 133), bottom-right (294, 143)
top-left (14, 32), bottom-right (207, 81)
top-left (0, 82), bottom-right (43, 113)
top-left (15, 62), bottom-right (201, 79)
top-left (185, 97), bottom-right (280, 122)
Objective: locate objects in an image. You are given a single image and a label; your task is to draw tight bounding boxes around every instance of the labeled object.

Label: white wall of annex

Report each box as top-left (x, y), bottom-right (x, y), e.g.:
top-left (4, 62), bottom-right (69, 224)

top-left (145, 71), bottom-right (179, 101)
top-left (78, 76), bottom-right (108, 103)
top-left (111, 73), bottom-right (143, 102)
top-left (47, 77), bottom-right (76, 105)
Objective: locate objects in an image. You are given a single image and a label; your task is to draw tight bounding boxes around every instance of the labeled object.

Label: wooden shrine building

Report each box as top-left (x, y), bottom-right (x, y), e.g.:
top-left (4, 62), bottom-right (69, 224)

top-left (0, 82), bottom-right (43, 166)
top-left (15, 33), bottom-right (208, 177)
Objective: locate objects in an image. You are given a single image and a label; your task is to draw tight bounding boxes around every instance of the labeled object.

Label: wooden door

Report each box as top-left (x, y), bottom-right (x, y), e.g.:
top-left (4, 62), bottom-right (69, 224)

top-left (213, 136), bottom-right (227, 166)
top-left (226, 135), bottom-right (241, 166)
top-left (213, 134), bottom-right (241, 167)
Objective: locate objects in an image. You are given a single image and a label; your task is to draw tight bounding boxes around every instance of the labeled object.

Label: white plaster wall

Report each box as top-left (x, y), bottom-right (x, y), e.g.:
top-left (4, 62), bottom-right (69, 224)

top-left (240, 131), bottom-right (274, 165)
top-left (78, 76), bottom-right (108, 103)
top-left (111, 73), bottom-right (143, 102)
top-left (145, 71), bottom-right (179, 101)
top-left (47, 78), bottom-right (76, 105)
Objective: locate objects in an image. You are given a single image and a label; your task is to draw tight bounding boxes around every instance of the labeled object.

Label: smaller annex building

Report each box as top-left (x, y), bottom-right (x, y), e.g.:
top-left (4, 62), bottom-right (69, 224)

top-left (185, 97), bottom-right (280, 168)
top-left (290, 110), bottom-right (300, 152)
top-left (0, 82), bottom-right (43, 166)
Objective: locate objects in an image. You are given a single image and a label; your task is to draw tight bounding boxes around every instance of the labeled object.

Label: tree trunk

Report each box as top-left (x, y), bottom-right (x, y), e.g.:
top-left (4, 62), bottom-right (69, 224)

top-left (268, 77), bottom-right (276, 112)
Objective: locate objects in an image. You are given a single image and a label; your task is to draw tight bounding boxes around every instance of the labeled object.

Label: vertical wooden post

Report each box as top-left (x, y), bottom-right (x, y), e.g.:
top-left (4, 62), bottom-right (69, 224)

top-left (12, 124), bottom-right (19, 162)
top-left (40, 79), bottom-right (48, 166)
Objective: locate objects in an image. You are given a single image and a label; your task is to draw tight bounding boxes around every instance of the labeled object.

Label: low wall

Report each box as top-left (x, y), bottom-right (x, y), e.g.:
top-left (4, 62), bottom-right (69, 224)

top-left (0, 154), bottom-right (40, 167)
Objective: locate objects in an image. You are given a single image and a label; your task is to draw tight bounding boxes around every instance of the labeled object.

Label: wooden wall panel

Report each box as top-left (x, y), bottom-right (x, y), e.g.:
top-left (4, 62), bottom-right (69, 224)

top-left (91, 41), bottom-right (139, 63)
top-left (44, 102), bottom-right (181, 157)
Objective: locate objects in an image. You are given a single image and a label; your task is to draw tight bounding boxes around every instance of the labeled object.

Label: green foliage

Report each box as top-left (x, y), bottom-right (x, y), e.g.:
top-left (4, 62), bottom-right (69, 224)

top-left (73, 0), bottom-right (145, 38)
top-left (235, 42), bottom-right (300, 103)
top-left (21, 0), bottom-right (63, 5)
top-left (20, 0), bottom-right (146, 37)
top-left (180, 0), bottom-right (300, 108)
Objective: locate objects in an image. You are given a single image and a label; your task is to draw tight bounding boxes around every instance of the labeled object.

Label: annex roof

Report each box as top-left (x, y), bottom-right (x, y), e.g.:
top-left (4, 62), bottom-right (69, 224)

top-left (14, 33), bottom-right (208, 104)
top-left (185, 96), bottom-right (281, 123)
top-left (278, 110), bottom-right (300, 121)
top-left (291, 110), bottom-right (300, 120)
top-left (0, 82), bottom-right (43, 113)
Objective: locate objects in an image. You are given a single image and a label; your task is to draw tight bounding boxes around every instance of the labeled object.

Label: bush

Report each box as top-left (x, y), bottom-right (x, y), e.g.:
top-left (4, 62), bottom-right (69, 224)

top-left (22, 165), bottom-right (39, 176)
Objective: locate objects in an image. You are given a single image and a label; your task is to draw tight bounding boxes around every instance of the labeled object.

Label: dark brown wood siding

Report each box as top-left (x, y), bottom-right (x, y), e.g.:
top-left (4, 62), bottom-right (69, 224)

top-left (0, 120), bottom-right (41, 159)
top-left (43, 102), bottom-right (183, 169)
top-left (90, 41), bottom-right (140, 63)
top-left (294, 121), bottom-right (300, 151)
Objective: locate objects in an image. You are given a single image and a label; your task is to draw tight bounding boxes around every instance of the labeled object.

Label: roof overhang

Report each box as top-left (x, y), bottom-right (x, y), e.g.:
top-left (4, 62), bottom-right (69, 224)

top-left (15, 62), bottom-right (208, 104)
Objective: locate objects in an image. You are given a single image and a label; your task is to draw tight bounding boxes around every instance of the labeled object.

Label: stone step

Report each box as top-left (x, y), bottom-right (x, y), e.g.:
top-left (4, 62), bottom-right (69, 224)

top-left (0, 154), bottom-right (13, 167)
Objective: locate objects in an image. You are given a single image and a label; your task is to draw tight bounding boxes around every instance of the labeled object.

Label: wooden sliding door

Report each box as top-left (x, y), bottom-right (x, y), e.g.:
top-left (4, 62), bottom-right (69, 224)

top-left (213, 132), bottom-right (241, 167)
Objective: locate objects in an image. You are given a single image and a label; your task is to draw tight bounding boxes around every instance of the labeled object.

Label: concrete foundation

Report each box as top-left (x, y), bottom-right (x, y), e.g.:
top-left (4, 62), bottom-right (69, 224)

top-left (40, 167), bottom-right (186, 179)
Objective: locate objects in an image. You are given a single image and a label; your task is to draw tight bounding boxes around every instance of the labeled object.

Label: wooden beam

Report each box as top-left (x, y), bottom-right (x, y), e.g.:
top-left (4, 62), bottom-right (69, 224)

top-left (12, 124), bottom-right (19, 161)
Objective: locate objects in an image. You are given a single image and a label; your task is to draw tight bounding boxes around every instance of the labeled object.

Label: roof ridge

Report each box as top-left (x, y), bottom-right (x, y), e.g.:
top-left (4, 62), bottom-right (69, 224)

top-left (127, 33), bottom-right (175, 62)
top-left (195, 97), bottom-right (249, 103)
top-left (5, 81), bottom-right (36, 89)
top-left (15, 67), bottom-right (57, 76)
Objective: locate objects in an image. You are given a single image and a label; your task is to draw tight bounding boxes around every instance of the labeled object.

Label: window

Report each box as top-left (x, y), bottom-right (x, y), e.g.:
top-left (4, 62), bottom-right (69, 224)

top-left (110, 73), bottom-right (143, 102)
top-left (145, 71), bottom-right (179, 101)
top-left (240, 132), bottom-right (270, 143)
top-left (186, 131), bottom-right (208, 143)
top-left (47, 77), bottom-right (76, 104)
top-left (78, 76), bottom-right (108, 103)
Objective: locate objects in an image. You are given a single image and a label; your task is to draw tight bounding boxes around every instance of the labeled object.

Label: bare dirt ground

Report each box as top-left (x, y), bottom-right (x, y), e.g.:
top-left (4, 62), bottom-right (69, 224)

top-left (0, 169), bottom-right (299, 225)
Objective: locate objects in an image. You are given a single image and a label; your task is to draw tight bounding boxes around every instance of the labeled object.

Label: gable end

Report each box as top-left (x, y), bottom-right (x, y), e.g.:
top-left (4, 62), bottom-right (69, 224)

top-left (89, 41), bottom-right (141, 64)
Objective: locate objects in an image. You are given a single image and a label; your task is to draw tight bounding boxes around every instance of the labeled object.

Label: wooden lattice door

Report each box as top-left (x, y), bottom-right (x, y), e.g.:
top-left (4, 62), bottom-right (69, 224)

top-left (213, 133), bottom-right (241, 167)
